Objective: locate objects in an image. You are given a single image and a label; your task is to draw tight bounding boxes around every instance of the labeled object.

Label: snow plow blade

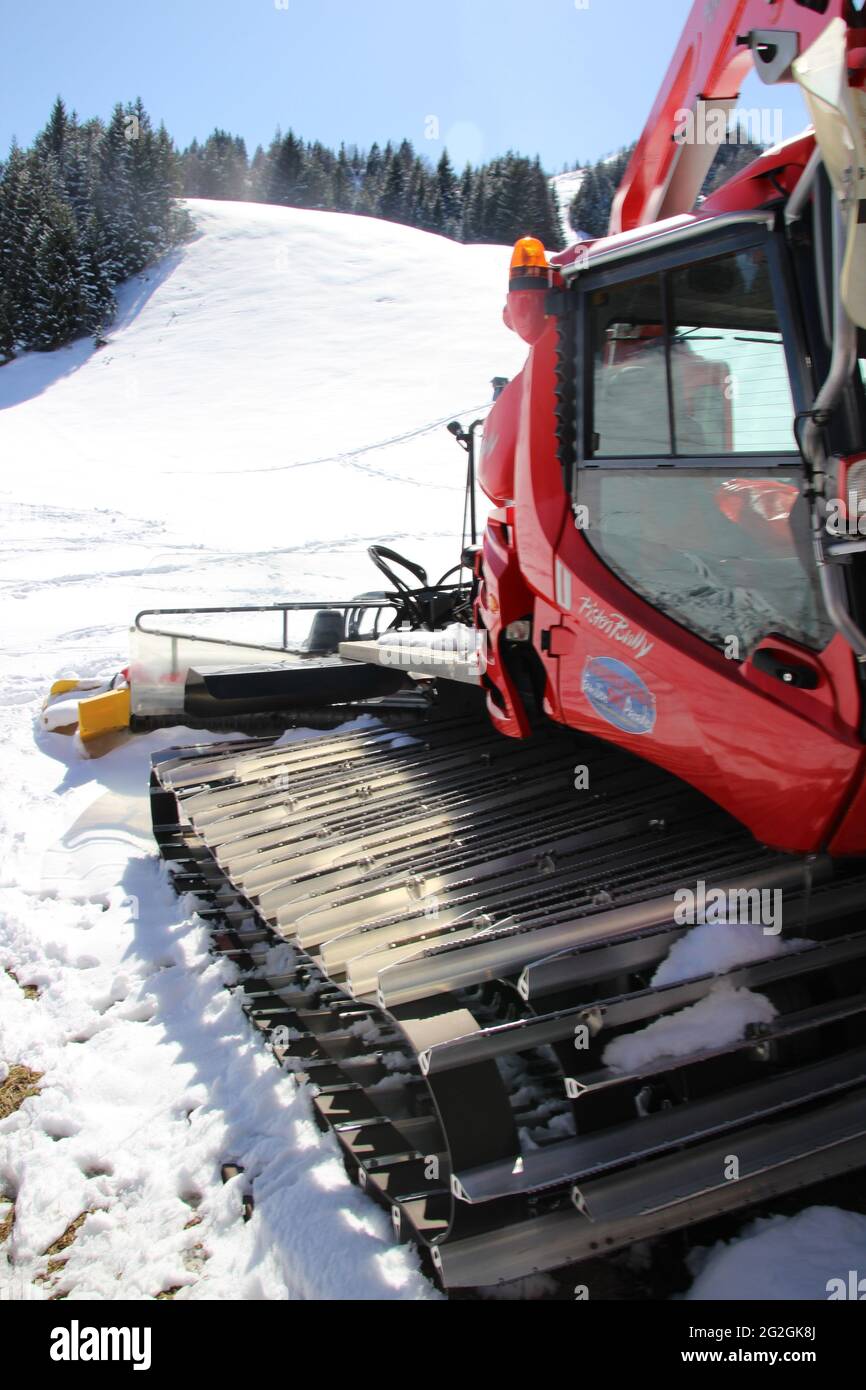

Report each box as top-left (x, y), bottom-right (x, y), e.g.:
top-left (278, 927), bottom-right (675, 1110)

top-left (150, 709), bottom-right (866, 1290)
top-left (42, 676), bottom-right (129, 740)
top-left (78, 686), bottom-right (131, 743)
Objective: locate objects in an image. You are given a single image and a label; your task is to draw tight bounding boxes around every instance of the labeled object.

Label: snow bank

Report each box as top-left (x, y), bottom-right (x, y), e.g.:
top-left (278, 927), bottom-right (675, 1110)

top-left (0, 723), bottom-right (436, 1300)
top-left (686, 1207), bottom-right (866, 1301)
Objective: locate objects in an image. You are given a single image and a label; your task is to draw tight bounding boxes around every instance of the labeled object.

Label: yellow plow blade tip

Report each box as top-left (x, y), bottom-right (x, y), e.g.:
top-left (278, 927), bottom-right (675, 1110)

top-left (78, 688), bottom-right (131, 743)
top-left (49, 678), bottom-right (84, 698)
top-left (46, 676), bottom-right (109, 704)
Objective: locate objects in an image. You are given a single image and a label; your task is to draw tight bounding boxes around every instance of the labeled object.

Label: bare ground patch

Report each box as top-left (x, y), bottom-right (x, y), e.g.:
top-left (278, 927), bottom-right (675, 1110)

top-left (34, 1211), bottom-right (91, 1298)
top-left (4, 969), bottom-right (39, 1000)
top-left (0, 1200), bottom-right (14, 1245)
top-left (0, 1065), bottom-right (42, 1120)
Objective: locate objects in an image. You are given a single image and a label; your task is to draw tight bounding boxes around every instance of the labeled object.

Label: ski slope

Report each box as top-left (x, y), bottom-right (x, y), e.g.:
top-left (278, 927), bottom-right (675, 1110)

top-left (1, 199), bottom-right (863, 1301)
top-left (549, 168), bottom-right (585, 242)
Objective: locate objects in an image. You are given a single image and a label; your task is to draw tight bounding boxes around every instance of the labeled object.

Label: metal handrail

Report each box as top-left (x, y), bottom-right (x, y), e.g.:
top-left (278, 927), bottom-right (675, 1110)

top-left (135, 600), bottom-right (399, 656)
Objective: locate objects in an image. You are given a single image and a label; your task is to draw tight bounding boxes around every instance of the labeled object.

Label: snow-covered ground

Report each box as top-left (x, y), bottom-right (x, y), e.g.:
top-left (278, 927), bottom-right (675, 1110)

top-left (0, 199), bottom-right (862, 1301)
top-left (0, 200), bottom-right (525, 1301)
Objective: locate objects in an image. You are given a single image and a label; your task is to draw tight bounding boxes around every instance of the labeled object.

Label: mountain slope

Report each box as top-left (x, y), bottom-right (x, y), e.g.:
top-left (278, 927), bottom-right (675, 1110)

top-left (0, 199), bottom-right (527, 653)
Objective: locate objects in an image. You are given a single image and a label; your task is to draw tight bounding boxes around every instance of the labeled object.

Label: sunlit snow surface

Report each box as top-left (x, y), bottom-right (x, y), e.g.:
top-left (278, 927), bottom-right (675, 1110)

top-left (0, 201), bottom-right (526, 1300)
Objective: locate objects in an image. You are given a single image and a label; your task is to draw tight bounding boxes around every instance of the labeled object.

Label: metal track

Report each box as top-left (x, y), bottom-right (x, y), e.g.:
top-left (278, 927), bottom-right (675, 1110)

top-left (151, 711), bottom-right (866, 1291)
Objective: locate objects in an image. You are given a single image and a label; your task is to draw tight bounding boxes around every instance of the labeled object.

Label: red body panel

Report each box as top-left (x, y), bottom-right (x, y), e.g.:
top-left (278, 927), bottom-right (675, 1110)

top-left (478, 374), bottom-right (520, 506)
top-left (511, 325), bottom-right (569, 605)
top-left (549, 533), bottom-right (863, 854)
top-left (476, 282), bottom-right (865, 857)
top-left (830, 772), bottom-right (866, 856)
top-left (610, 1), bottom-right (862, 235)
top-left (476, 505), bottom-right (534, 739)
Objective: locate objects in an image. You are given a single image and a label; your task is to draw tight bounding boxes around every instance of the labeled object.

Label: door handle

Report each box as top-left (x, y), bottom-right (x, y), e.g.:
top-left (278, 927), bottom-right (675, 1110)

top-left (749, 646), bottom-right (820, 690)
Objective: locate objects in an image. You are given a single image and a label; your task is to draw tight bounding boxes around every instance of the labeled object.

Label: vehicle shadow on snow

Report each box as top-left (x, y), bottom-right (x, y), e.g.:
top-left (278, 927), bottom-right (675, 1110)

top-left (36, 722), bottom-right (224, 799)
top-left (0, 248), bottom-right (187, 411)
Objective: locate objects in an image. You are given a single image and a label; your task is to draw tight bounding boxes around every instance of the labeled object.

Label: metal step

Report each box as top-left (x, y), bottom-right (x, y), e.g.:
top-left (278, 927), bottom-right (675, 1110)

top-left (433, 1088), bottom-right (866, 1288)
top-left (451, 1039), bottom-right (866, 1203)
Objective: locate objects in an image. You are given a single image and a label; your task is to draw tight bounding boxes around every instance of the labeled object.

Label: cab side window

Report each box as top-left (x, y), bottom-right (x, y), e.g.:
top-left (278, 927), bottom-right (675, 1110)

top-left (581, 246), bottom-right (834, 655)
top-left (590, 249), bottom-right (795, 461)
top-left (591, 275), bottom-right (670, 456)
top-left (670, 253), bottom-right (795, 456)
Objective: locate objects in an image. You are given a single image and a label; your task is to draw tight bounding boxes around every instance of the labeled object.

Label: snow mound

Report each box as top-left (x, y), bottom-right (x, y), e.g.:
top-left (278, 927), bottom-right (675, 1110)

top-left (686, 1206), bottom-right (866, 1301)
top-left (603, 986), bottom-right (776, 1073)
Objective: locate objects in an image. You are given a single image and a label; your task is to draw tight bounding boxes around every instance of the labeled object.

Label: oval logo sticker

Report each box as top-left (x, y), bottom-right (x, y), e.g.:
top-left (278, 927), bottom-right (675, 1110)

top-left (582, 656), bottom-right (657, 736)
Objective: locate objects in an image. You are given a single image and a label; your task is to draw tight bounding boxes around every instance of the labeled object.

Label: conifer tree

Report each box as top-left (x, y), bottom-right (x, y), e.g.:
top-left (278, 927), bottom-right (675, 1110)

top-left (78, 211), bottom-right (116, 334)
top-left (248, 144), bottom-right (266, 200)
top-left (359, 142), bottom-right (385, 213)
top-left (407, 155), bottom-right (432, 228)
top-left (196, 130), bottom-right (249, 200)
top-left (301, 142), bottom-right (334, 209)
top-left (0, 145), bottom-right (41, 344)
top-left (433, 150), bottom-right (460, 237)
top-left (95, 103), bottom-right (140, 279)
top-left (464, 167), bottom-right (487, 242)
top-left (379, 153), bottom-right (406, 223)
top-left (528, 156), bottom-right (564, 248)
top-left (26, 193), bottom-right (83, 349)
top-left (569, 164), bottom-right (615, 238)
top-left (332, 144), bottom-right (353, 212)
top-left (267, 130), bottom-right (305, 205)
top-left (0, 293), bottom-right (14, 361)
top-left (38, 96), bottom-right (69, 164)
top-left (0, 96), bottom-right (191, 363)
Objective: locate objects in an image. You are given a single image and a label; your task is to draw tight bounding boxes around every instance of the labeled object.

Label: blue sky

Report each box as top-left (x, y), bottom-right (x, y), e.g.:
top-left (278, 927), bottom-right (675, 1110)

top-left (1, 0), bottom-right (811, 169)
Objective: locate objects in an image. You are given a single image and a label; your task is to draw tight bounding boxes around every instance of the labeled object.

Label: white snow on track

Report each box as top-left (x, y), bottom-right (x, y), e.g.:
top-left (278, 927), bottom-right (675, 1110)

top-left (602, 986), bottom-right (778, 1075)
top-left (0, 201), bottom-right (524, 1301)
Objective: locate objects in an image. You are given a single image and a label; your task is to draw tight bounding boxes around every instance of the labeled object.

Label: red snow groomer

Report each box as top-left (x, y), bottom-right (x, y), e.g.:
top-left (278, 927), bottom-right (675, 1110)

top-left (477, 6), bottom-right (866, 862)
top-left (150, 1), bottom-right (866, 1292)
